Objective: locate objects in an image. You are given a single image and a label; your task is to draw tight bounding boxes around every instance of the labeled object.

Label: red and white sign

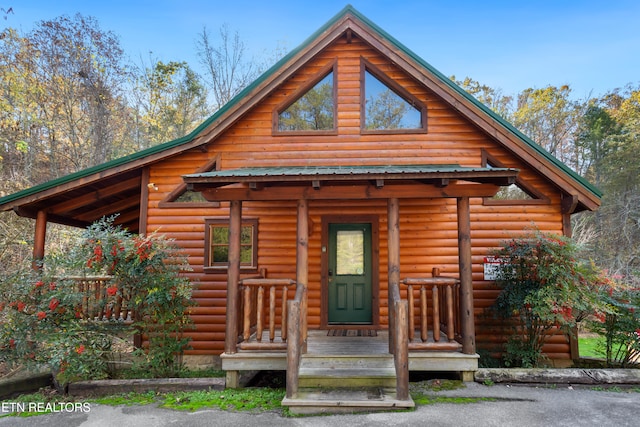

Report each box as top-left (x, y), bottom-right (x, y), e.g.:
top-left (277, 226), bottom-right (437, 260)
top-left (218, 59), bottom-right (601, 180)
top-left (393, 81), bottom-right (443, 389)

top-left (483, 256), bottom-right (509, 280)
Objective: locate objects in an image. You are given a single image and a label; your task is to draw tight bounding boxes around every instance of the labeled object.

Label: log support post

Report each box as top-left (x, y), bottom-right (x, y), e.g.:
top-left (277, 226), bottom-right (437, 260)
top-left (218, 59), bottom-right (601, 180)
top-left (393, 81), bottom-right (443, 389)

top-left (32, 210), bottom-right (47, 271)
top-left (387, 198), bottom-right (400, 353)
top-left (394, 299), bottom-right (409, 400)
top-left (225, 200), bottom-right (242, 355)
top-left (457, 197), bottom-right (476, 354)
top-left (296, 199), bottom-right (309, 350)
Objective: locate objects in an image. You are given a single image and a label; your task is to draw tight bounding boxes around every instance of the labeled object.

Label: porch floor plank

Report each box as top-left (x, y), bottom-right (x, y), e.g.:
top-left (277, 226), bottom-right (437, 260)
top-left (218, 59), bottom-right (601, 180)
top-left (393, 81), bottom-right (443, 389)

top-left (306, 330), bottom-right (389, 355)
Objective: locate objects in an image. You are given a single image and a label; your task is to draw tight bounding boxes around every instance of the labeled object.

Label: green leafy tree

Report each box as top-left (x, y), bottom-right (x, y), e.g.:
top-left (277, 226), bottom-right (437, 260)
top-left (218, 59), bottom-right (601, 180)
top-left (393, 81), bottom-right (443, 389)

top-left (512, 85), bottom-right (583, 170)
top-left (574, 87), bottom-right (640, 285)
top-left (452, 76), bottom-right (513, 119)
top-left (131, 59), bottom-right (208, 148)
top-left (575, 103), bottom-right (620, 187)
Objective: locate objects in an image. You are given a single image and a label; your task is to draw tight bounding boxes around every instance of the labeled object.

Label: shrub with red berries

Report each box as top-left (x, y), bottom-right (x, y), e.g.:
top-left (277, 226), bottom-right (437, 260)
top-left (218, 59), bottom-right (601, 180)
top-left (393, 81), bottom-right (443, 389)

top-left (1, 216), bottom-right (193, 384)
top-left (490, 229), bottom-right (608, 367)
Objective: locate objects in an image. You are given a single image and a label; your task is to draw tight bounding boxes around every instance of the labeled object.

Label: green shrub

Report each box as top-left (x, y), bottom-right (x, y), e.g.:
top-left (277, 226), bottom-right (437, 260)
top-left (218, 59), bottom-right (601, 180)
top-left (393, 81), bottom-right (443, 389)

top-left (586, 283), bottom-right (639, 367)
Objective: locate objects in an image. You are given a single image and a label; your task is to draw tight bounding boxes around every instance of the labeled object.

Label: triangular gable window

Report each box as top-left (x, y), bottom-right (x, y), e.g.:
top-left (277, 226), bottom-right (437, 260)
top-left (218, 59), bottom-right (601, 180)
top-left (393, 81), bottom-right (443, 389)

top-left (275, 63), bottom-right (336, 133)
top-left (158, 155), bottom-right (220, 208)
top-left (362, 62), bottom-right (426, 133)
top-left (482, 150), bottom-right (549, 205)
top-left (173, 189), bottom-right (208, 203)
top-left (492, 183), bottom-right (534, 201)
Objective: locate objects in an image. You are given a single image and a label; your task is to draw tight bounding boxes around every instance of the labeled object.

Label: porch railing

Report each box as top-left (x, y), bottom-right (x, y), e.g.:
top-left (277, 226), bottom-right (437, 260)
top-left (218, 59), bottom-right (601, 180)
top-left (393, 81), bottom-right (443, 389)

top-left (401, 269), bottom-right (462, 351)
top-left (68, 276), bottom-right (135, 323)
top-left (237, 278), bottom-right (297, 351)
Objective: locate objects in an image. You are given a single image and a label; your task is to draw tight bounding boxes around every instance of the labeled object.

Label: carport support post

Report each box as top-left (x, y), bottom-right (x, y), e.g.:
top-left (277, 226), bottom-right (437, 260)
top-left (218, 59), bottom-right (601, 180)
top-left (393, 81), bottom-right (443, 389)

top-left (225, 200), bottom-right (242, 388)
top-left (32, 210), bottom-right (47, 271)
top-left (457, 197), bottom-right (476, 355)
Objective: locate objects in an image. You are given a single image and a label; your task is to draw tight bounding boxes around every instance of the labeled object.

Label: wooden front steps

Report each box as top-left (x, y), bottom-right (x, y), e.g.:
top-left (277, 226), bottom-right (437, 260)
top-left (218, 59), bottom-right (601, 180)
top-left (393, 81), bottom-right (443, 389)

top-left (222, 330), bottom-right (476, 412)
top-left (281, 345), bottom-right (415, 414)
top-left (298, 354), bottom-right (397, 388)
top-left (282, 387), bottom-right (414, 415)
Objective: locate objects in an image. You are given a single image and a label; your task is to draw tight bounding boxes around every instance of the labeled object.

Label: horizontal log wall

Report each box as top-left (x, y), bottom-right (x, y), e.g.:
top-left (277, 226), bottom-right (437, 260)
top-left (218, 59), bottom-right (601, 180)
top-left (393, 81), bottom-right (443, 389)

top-left (145, 34), bottom-right (569, 359)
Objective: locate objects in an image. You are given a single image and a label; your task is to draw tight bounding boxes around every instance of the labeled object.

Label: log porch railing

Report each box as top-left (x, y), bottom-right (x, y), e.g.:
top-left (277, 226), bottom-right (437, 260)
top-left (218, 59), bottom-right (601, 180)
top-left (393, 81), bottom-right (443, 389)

top-left (401, 268), bottom-right (462, 352)
top-left (238, 278), bottom-right (297, 351)
top-left (68, 276), bottom-right (135, 323)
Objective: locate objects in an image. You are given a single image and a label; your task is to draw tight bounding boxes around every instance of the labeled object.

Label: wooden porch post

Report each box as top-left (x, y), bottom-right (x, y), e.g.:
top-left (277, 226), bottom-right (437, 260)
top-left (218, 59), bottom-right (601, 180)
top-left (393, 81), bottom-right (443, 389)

top-left (32, 210), bottom-right (47, 271)
top-left (387, 198), bottom-right (400, 352)
top-left (296, 199), bottom-right (308, 347)
top-left (225, 200), bottom-right (242, 355)
top-left (457, 197), bottom-right (476, 354)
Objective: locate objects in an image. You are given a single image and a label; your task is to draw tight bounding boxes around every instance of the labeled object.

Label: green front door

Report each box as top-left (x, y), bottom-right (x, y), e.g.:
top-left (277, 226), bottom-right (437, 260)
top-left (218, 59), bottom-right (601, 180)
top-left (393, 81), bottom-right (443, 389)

top-left (328, 223), bottom-right (372, 324)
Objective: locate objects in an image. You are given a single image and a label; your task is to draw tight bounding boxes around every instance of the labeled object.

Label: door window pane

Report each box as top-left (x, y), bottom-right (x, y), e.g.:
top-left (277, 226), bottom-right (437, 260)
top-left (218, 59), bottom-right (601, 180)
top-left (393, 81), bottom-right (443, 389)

top-left (336, 230), bottom-right (364, 275)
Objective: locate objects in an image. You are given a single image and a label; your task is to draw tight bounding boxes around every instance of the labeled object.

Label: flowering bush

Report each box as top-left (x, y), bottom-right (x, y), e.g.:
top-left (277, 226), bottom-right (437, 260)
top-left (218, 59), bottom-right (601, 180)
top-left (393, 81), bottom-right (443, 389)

top-left (79, 217), bottom-right (194, 377)
top-left (490, 230), bottom-right (604, 367)
top-left (0, 269), bottom-right (117, 386)
top-left (0, 216), bottom-right (194, 385)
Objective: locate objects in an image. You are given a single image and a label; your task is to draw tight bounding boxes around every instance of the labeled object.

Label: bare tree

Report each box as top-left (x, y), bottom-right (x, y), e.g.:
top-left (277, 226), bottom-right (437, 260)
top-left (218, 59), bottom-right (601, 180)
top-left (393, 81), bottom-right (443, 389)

top-left (196, 24), bottom-right (261, 111)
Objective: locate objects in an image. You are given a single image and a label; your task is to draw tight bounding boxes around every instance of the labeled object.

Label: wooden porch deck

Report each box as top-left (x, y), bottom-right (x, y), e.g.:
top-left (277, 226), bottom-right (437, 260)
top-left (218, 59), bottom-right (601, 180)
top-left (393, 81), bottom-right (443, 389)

top-left (221, 329), bottom-right (478, 373)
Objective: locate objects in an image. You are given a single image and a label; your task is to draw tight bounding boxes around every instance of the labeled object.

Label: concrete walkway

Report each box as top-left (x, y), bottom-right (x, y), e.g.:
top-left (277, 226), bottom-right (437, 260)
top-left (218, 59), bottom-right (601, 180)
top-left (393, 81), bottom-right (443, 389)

top-left (1, 382), bottom-right (638, 426)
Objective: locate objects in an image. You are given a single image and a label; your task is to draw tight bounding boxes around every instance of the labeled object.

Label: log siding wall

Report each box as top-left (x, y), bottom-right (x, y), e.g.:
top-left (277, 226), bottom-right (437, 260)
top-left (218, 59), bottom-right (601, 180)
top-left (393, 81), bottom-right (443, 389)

top-left (145, 35), bottom-right (570, 360)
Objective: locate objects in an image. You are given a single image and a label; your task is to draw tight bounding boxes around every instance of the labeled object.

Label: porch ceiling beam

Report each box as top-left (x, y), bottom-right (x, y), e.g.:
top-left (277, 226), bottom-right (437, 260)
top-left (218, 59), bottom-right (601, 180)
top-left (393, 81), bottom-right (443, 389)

top-left (13, 206), bottom-right (91, 229)
top-left (47, 176), bottom-right (142, 215)
top-left (193, 183), bottom-right (502, 202)
top-left (434, 178), bottom-right (449, 188)
top-left (74, 194), bottom-right (140, 222)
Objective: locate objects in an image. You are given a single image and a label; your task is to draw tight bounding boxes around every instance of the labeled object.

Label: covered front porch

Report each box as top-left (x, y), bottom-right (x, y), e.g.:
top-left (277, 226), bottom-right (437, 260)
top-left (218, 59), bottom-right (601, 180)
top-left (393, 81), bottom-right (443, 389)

top-left (184, 165), bottom-right (518, 412)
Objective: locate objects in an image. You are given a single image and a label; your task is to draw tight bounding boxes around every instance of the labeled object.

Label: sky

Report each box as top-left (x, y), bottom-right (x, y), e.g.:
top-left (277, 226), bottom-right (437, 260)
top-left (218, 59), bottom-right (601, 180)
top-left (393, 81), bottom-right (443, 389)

top-left (2, 1), bottom-right (640, 100)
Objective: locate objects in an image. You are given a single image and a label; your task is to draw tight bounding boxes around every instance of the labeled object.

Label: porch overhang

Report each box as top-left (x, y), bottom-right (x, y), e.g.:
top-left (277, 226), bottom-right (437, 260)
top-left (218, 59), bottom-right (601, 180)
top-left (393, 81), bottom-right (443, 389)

top-left (184, 164), bottom-right (519, 201)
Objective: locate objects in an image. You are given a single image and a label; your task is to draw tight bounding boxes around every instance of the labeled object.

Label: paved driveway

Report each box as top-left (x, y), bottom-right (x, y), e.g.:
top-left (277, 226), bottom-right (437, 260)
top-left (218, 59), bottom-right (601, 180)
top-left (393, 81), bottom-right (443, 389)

top-left (1, 383), bottom-right (637, 426)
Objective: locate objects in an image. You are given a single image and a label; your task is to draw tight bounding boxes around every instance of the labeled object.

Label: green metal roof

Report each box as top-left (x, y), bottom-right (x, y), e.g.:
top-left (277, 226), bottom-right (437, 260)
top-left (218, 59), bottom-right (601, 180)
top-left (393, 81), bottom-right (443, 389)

top-left (185, 164), bottom-right (516, 179)
top-left (183, 165), bottom-right (519, 189)
top-left (0, 4), bottom-right (601, 210)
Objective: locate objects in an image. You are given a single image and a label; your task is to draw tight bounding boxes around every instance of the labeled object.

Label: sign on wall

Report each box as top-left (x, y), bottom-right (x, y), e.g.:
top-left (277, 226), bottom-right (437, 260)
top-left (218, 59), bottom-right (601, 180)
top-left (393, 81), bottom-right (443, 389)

top-left (483, 256), bottom-right (509, 281)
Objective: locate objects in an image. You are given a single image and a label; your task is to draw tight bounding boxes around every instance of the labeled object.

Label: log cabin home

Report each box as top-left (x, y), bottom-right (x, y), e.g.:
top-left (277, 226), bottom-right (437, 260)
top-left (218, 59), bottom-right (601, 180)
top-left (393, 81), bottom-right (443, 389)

top-left (0, 6), bottom-right (600, 412)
